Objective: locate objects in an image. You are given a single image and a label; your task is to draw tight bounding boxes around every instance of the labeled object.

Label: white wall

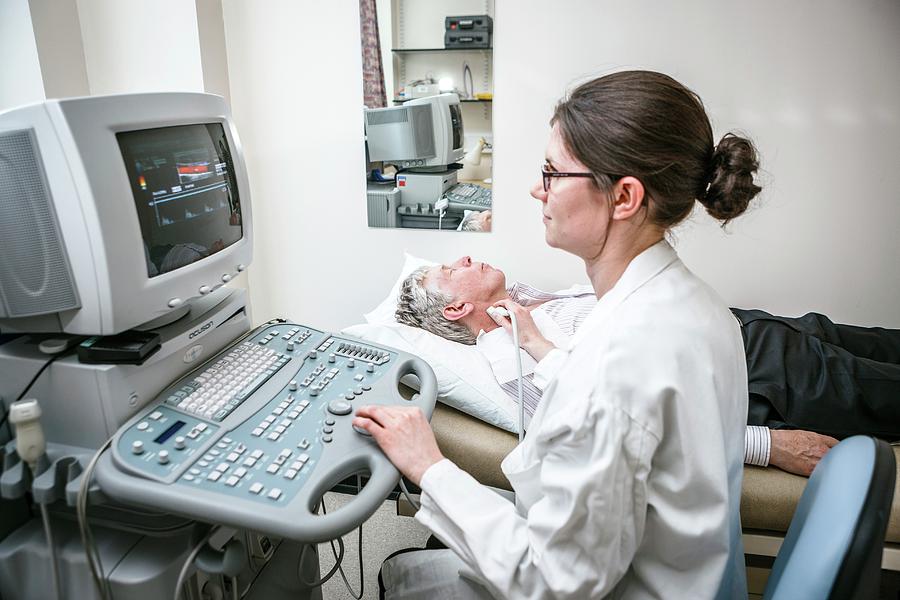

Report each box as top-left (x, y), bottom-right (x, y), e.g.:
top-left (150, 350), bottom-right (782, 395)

top-left (0, 0), bottom-right (45, 111)
top-left (497, 0), bottom-right (900, 326)
top-left (222, 1), bottom-right (900, 330)
top-left (74, 0), bottom-right (205, 94)
top-left (195, 0), bottom-right (232, 104)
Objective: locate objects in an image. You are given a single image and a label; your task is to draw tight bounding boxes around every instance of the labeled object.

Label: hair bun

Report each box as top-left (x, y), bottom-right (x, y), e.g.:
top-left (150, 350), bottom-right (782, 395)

top-left (700, 133), bottom-right (762, 223)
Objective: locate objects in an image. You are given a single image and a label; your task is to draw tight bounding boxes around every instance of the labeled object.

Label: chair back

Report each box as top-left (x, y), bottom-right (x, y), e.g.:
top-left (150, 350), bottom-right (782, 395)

top-left (764, 435), bottom-right (895, 600)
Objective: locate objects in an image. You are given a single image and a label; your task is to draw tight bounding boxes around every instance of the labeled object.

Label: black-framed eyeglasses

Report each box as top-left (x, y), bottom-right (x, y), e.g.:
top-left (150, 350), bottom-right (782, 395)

top-left (541, 166), bottom-right (595, 192)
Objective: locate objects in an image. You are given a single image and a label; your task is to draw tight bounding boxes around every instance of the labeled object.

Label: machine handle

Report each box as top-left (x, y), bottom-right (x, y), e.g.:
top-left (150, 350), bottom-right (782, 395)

top-left (289, 355), bottom-right (437, 542)
top-left (393, 356), bottom-right (437, 417)
top-left (294, 451), bottom-right (397, 542)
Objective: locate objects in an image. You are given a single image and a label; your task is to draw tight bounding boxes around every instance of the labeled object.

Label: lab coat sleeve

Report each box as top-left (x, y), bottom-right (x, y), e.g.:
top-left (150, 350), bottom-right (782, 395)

top-left (416, 403), bottom-right (658, 599)
top-left (532, 347), bottom-right (567, 390)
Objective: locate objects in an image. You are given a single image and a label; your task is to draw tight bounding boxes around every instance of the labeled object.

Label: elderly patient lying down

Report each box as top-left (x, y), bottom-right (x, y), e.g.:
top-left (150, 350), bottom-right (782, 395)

top-left (393, 256), bottom-right (900, 478)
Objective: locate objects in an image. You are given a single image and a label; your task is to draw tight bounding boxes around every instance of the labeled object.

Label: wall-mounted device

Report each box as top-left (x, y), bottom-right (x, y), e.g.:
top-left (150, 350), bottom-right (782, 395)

top-left (445, 15), bottom-right (493, 49)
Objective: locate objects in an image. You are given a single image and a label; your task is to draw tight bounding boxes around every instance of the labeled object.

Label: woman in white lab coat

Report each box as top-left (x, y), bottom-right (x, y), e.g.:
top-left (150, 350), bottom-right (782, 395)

top-left (353, 70), bottom-right (762, 599)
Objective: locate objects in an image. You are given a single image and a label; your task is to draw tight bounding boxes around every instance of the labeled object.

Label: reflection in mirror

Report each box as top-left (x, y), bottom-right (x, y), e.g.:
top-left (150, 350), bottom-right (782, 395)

top-left (360, 0), bottom-right (494, 232)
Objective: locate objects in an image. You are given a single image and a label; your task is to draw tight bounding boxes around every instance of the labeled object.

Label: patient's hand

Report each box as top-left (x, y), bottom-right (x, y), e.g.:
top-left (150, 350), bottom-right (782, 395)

top-left (353, 405), bottom-right (445, 486)
top-left (769, 429), bottom-right (839, 477)
top-left (491, 299), bottom-right (556, 362)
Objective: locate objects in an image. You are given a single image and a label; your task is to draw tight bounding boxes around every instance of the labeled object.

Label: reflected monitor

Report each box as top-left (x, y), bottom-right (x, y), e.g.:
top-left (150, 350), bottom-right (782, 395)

top-left (364, 93), bottom-right (464, 171)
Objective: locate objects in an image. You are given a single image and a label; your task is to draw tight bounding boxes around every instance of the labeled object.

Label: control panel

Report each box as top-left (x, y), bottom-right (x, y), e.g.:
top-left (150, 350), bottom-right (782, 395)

top-left (444, 182), bottom-right (492, 212)
top-left (94, 320), bottom-right (436, 543)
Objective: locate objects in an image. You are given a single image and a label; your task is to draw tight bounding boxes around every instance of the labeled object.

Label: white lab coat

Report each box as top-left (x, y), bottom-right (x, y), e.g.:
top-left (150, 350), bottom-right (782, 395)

top-left (391, 241), bottom-right (748, 599)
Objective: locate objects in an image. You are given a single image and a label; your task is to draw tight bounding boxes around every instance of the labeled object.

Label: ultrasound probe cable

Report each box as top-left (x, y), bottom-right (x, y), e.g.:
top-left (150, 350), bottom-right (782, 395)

top-left (487, 306), bottom-right (525, 442)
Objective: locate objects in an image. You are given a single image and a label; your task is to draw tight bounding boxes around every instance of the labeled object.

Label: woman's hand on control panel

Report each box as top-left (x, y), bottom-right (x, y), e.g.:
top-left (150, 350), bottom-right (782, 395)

top-left (353, 405), bottom-right (444, 486)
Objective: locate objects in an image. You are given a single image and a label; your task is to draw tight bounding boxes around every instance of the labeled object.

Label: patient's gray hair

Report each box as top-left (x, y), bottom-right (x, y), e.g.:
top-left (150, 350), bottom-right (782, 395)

top-left (395, 266), bottom-right (477, 345)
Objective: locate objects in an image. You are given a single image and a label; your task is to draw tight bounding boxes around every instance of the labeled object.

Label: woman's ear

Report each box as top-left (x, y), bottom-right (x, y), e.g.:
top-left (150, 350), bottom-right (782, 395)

top-left (612, 176), bottom-right (646, 220)
top-left (443, 302), bottom-right (474, 322)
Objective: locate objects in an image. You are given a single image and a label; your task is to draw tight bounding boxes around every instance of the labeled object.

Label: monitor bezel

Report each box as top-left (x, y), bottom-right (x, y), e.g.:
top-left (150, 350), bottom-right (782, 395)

top-left (49, 93), bottom-right (253, 335)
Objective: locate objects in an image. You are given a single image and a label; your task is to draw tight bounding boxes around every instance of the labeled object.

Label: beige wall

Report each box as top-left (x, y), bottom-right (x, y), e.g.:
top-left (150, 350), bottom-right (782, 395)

top-left (10, 1), bottom-right (899, 329)
top-left (0, 0), bottom-right (45, 111)
top-left (28, 0), bottom-right (89, 99)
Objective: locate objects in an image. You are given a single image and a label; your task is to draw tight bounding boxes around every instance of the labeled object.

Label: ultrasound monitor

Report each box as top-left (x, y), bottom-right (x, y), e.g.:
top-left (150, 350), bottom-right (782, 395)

top-left (364, 93), bottom-right (464, 170)
top-left (0, 93), bottom-right (253, 336)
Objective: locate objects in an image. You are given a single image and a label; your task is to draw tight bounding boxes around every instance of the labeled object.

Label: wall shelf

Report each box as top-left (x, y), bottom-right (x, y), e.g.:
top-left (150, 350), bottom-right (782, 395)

top-left (392, 48), bottom-right (491, 53)
top-left (392, 97), bottom-right (491, 104)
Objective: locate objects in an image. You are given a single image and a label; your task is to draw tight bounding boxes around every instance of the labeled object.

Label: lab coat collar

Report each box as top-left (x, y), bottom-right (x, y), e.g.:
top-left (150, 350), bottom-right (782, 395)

top-left (570, 239), bottom-right (679, 348)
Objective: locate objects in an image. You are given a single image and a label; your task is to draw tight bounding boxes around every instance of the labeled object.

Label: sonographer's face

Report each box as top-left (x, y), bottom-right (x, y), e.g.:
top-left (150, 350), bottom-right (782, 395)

top-left (531, 124), bottom-right (611, 259)
top-left (426, 256), bottom-right (506, 303)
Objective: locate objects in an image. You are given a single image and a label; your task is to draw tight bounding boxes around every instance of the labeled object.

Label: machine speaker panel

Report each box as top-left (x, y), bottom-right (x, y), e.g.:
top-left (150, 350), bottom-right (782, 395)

top-left (0, 129), bottom-right (79, 318)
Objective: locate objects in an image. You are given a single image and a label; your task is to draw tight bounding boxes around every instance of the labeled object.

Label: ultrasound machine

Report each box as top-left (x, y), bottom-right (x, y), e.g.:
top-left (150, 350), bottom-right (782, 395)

top-left (0, 93), bottom-right (436, 599)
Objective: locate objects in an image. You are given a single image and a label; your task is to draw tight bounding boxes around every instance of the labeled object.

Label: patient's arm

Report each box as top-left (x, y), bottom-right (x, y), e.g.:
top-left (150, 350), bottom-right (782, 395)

top-left (490, 299), bottom-right (556, 361)
top-left (769, 429), bottom-right (839, 477)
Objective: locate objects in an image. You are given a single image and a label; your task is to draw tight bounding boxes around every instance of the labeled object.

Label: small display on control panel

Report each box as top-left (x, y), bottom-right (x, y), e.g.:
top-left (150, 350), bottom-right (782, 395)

top-left (154, 420), bottom-right (186, 444)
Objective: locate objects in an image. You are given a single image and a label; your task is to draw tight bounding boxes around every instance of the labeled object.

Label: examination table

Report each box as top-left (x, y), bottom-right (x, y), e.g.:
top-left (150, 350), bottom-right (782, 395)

top-left (427, 403), bottom-right (900, 578)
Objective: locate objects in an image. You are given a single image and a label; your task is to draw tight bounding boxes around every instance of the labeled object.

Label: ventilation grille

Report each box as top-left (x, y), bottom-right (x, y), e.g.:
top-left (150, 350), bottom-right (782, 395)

top-left (0, 129), bottom-right (79, 318)
top-left (409, 105), bottom-right (435, 157)
top-left (367, 109), bottom-right (409, 126)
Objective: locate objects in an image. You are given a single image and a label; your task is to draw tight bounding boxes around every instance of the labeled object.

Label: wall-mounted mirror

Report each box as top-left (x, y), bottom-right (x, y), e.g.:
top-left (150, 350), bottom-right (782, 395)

top-left (360, 0), bottom-right (494, 232)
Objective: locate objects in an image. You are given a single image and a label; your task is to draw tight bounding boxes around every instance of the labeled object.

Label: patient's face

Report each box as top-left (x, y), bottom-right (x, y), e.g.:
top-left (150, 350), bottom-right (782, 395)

top-left (425, 256), bottom-right (506, 303)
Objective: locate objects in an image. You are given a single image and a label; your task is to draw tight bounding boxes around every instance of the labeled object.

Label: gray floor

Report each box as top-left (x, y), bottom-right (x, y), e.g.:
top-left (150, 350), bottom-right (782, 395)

top-left (317, 492), bottom-right (432, 600)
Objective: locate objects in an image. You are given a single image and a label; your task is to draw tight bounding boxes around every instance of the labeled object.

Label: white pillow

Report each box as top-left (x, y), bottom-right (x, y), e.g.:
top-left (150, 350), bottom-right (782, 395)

top-left (349, 252), bottom-right (519, 432)
top-left (364, 252), bottom-right (436, 325)
top-left (342, 322), bottom-right (518, 432)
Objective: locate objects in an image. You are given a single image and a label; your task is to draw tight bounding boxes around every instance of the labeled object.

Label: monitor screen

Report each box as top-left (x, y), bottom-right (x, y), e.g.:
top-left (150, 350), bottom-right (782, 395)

top-left (117, 124), bottom-right (243, 277)
top-left (449, 103), bottom-right (462, 151)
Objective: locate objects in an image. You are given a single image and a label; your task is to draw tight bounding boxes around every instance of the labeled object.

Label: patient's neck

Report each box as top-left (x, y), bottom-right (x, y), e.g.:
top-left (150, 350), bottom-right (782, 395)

top-left (461, 294), bottom-right (535, 337)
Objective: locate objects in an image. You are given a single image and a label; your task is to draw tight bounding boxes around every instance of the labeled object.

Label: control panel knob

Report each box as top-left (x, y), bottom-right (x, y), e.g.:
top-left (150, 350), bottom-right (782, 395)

top-left (198, 285), bottom-right (211, 295)
top-left (366, 363), bottom-right (375, 373)
top-left (307, 350), bottom-right (317, 359)
top-left (289, 380), bottom-right (298, 391)
top-left (327, 400), bottom-right (352, 416)
top-left (237, 264), bottom-right (246, 272)
top-left (347, 359), bottom-right (355, 368)
top-left (353, 425), bottom-right (372, 437)
top-left (158, 450), bottom-right (170, 464)
top-left (132, 441), bottom-right (144, 455)
top-left (222, 273), bottom-right (232, 283)
top-left (309, 388), bottom-right (319, 397)
top-left (287, 342), bottom-right (295, 352)
top-left (167, 298), bottom-right (183, 308)
top-left (174, 436), bottom-right (186, 450)
top-left (328, 353), bottom-right (336, 363)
